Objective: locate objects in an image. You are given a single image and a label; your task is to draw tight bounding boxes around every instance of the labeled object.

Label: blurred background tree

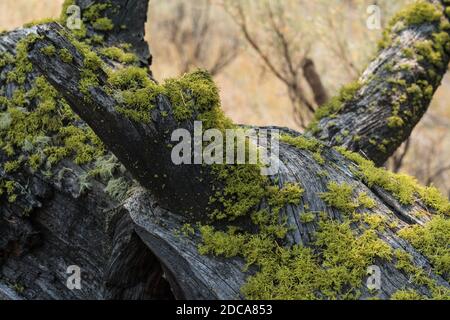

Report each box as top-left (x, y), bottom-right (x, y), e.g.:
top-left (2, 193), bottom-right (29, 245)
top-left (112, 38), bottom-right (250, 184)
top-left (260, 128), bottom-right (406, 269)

top-left (1, 0), bottom-right (449, 197)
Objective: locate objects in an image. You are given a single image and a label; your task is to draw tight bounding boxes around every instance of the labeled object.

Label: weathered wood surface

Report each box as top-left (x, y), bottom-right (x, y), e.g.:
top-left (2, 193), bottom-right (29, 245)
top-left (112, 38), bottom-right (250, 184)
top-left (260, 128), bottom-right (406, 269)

top-left (1, 0), bottom-right (449, 300)
top-left (0, 0), bottom-right (173, 300)
top-left (25, 23), bottom-right (450, 299)
top-left (308, 0), bottom-right (450, 166)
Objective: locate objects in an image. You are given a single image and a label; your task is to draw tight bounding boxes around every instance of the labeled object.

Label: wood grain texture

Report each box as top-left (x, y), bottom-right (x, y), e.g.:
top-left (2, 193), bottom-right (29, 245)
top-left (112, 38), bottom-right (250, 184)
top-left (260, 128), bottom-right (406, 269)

top-left (308, 0), bottom-right (450, 166)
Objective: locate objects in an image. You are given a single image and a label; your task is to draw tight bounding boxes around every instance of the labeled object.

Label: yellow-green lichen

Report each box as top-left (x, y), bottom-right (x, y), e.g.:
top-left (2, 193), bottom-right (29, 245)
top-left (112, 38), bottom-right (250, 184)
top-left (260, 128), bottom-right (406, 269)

top-left (0, 71), bottom-right (105, 203)
top-left (319, 182), bottom-right (376, 216)
top-left (387, 116), bottom-right (405, 128)
top-left (6, 34), bottom-right (41, 85)
top-left (267, 183), bottom-right (304, 214)
top-left (398, 216), bottom-right (450, 280)
top-left (378, 1), bottom-right (443, 50)
top-left (280, 134), bottom-right (325, 165)
top-left (309, 81), bottom-right (362, 132)
top-left (180, 223), bottom-right (196, 237)
top-left (107, 67), bottom-right (229, 128)
top-left (104, 177), bottom-right (130, 202)
top-left (59, 48), bottom-right (73, 63)
top-left (394, 249), bottom-right (450, 299)
top-left (76, 45), bottom-right (105, 97)
top-left (41, 45), bottom-right (56, 56)
top-left (209, 164), bottom-right (268, 221)
top-left (391, 289), bottom-right (424, 300)
top-left (23, 18), bottom-right (58, 28)
top-left (236, 218), bottom-right (392, 300)
top-left (100, 46), bottom-right (138, 64)
top-left (92, 17), bottom-right (114, 31)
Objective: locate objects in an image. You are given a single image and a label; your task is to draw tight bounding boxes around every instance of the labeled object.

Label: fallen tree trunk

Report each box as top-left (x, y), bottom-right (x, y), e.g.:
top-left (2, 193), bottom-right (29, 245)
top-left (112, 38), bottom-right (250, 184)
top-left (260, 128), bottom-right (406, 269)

top-left (0, 0), bottom-right (449, 300)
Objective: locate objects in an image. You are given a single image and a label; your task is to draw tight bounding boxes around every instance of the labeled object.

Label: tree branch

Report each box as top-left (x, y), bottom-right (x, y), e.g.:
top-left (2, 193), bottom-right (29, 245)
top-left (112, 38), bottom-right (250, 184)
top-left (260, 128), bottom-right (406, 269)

top-left (63, 0), bottom-right (151, 66)
top-left (308, 0), bottom-right (450, 166)
top-left (25, 23), bottom-right (450, 300)
top-left (28, 23), bottom-right (216, 218)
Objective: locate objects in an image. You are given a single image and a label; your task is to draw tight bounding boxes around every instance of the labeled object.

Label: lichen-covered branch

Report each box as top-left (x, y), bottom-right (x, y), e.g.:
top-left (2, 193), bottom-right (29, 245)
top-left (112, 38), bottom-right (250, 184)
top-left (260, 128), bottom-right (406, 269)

top-left (0, 1), bottom-right (173, 300)
top-left (59, 0), bottom-right (151, 66)
top-left (28, 22), bottom-right (450, 300)
top-left (28, 23), bottom-right (225, 218)
top-left (308, 0), bottom-right (450, 166)
top-left (1, 0), bottom-right (450, 301)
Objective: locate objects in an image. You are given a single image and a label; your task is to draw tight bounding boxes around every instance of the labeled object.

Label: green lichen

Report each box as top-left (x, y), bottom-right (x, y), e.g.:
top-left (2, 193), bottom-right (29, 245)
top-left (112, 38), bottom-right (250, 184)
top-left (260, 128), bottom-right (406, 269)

top-left (0, 179), bottom-right (18, 203)
top-left (198, 214), bottom-right (393, 300)
top-left (394, 249), bottom-right (450, 299)
top-left (198, 226), bottom-right (246, 257)
top-left (83, 3), bottom-right (111, 21)
top-left (92, 17), bottom-right (114, 31)
top-left (0, 1), bottom-right (137, 207)
top-left (6, 34), bottom-right (41, 85)
top-left (403, 47), bottom-right (415, 58)
top-left (41, 45), bottom-right (56, 56)
top-left (415, 40), bottom-right (444, 68)
top-left (391, 289), bottom-right (424, 300)
top-left (387, 115), bottom-right (405, 128)
top-left (76, 45), bottom-right (105, 97)
top-left (209, 164), bottom-right (268, 221)
top-left (357, 192), bottom-right (376, 209)
top-left (320, 182), bottom-right (376, 216)
top-left (267, 183), bottom-right (304, 214)
top-left (104, 177), bottom-right (130, 202)
top-left (180, 223), bottom-right (196, 237)
top-left (280, 134), bottom-right (325, 165)
top-left (320, 182), bottom-right (357, 215)
top-left (23, 18), bottom-right (58, 28)
top-left (335, 146), bottom-right (450, 215)
top-left (240, 219), bottom-right (392, 300)
top-left (378, 1), bottom-right (443, 50)
top-left (196, 164), bottom-right (397, 300)
top-left (3, 159), bottom-right (21, 173)
top-left (398, 216), bottom-right (450, 280)
top-left (99, 46), bottom-right (138, 64)
top-left (108, 66), bottom-right (151, 89)
top-left (107, 67), bottom-right (230, 128)
top-left (83, 3), bottom-right (114, 32)
top-left (310, 81), bottom-right (362, 130)
top-left (59, 48), bottom-right (73, 63)
top-left (299, 212), bottom-right (316, 223)
top-left (395, 1), bottom-right (442, 26)
top-left (164, 71), bottom-right (222, 124)
top-left (0, 67), bottom-right (105, 203)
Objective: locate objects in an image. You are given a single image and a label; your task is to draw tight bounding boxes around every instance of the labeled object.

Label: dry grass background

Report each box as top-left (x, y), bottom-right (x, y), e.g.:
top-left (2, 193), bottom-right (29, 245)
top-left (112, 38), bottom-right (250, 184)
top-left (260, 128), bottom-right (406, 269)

top-left (1, 0), bottom-right (449, 196)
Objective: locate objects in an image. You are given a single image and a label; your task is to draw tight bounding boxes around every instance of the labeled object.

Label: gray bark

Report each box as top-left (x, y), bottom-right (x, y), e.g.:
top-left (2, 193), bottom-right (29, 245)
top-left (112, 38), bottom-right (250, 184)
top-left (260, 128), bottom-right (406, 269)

top-left (308, 0), bottom-right (450, 166)
top-left (1, 0), bottom-right (449, 300)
